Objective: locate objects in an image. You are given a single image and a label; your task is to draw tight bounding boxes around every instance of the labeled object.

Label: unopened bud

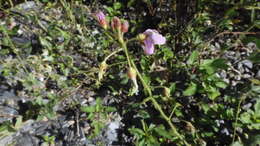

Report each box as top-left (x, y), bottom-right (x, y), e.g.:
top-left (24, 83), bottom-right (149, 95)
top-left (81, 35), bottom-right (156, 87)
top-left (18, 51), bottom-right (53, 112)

top-left (127, 67), bottom-right (139, 95)
top-left (163, 87), bottom-right (170, 97)
top-left (121, 20), bottom-right (129, 33)
top-left (111, 17), bottom-right (121, 31)
top-left (137, 33), bottom-right (146, 41)
top-left (100, 61), bottom-right (107, 71)
top-left (98, 61), bottom-right (108, 81)
top-left (185, 122), bottom-right (196, 134)
top-left (127, 67), bottom-right (136, 80)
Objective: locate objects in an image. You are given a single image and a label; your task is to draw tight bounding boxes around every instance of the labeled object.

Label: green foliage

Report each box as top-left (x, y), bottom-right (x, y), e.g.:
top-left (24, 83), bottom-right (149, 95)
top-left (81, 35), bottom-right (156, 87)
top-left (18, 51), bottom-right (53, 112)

top-left (239, 99), bottom-right (260, 130)
top-left (81, 98), bottom-right (116, 138)
top-left (183, 82), bottom-right (197, 96)
top-left (129, 121), bottom-right (175, 146)
top-left (0, 0), bottom-right (259, 145)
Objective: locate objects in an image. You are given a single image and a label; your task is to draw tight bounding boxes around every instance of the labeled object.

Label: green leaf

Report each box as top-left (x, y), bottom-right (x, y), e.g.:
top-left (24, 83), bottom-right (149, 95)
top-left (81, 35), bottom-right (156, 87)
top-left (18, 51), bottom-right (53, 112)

top-left (80, 106), bottom-right (96, 113)
top-left (207, 86), bottom-right (220, 100)
top-left (129, 128), bottom-right (145, 136)
top-left (249, 123), bottom-right (260, 130)
top-left (137, 110), bottom-right (151, 119)
top-left (154, 125), bottom-right (172, 139)
top-left (93, 121), bottom-right (104, 136)
top-left (183, 82), bottom-right (197, 96)
top-left (240, 112), bottom-right (252, 124)
top-left (105, 106), bottom-right (116, 112)
top-left (254, 100), bottom-right (260, 117)
top-left (113, 2), bottom-right (122, 10)
top-left (169, 82), bottom-right (176, 94)
top-left (161, 47), bottom-right (174, 61)
top-left (120, 77), bottom-right (129, 85)
top-left (187, 50), bottom-right (199, 65)
top-left (215, 81), bottom-right (228, 89)
top-left (200, 59), bottom-right (228, 74)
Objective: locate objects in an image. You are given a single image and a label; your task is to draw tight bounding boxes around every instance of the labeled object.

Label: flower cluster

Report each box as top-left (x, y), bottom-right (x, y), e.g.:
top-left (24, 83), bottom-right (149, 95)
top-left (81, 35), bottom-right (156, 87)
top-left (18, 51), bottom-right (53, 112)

top-left (93, 11), bottom-right (166, 55)
top-left (93, 11), bottom-right (166, 95)
top-left (94, 11), bottom-right (129, 34)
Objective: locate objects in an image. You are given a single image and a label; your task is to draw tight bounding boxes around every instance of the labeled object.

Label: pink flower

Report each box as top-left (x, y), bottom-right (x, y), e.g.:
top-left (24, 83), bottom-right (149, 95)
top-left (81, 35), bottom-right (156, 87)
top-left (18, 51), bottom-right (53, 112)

top-left (94, 11), bottom-right (108, 29)
top-left (141, 29), bottom-right (166, 55)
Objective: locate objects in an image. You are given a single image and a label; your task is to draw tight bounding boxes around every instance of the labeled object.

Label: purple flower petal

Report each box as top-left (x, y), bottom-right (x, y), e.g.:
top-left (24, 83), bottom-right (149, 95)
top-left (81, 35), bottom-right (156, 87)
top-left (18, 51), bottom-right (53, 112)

top-left (95, 11), bottom-right (105, 21)
top-left (141, 29), bottom-right (166, 55)
top-left (150, 32), bottom-right (166, 45)
top-left (143, 29), bottom-right (154, 38)
top-left (143, 29), bottom-right (166, 45)
top-left (142, 37), bottom-right (155, 55)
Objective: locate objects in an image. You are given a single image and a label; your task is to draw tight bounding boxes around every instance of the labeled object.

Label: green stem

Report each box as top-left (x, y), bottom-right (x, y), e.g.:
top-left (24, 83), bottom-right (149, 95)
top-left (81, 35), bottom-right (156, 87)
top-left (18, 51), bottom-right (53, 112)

top-left (119, 38), bottom-right (190, 145)
top-left (104, 48), bottom-right (123, 62)
top-left (232, 92), bottom-right (249, 143)
top-left (0, 25), bottom-right (28, 74)
top-left (119, 39), bottom-right (132, 68)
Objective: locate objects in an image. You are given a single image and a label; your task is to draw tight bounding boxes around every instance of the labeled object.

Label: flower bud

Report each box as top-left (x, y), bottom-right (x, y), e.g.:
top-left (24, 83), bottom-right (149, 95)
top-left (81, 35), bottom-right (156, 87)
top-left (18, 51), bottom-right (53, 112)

top-left (111, 17), bottom-right (121, 31)
top-left (94, 11), bottom-right (108, 29)
top-left (98, 61), bottom-right (108, 81)
top-left (185, 122), bottom-right (196, 134)
top-left (127, 67), bottom-right (136, 80)
top-left (100, 61), bottom-right (107, 71)
top-left (137, 33), bottom-right (146, 41)
top-left (163, 87), bottom-right (170, 97)
top-left (121, 20), bottom-right (129, 33)
top-left (127, 67), bottom-right (139, 95)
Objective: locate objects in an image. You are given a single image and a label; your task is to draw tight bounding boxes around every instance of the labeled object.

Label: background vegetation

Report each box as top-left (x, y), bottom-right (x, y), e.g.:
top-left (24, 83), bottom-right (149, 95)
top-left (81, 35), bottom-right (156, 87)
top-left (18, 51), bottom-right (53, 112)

top-left (0, 0), bottom-right (259, 145)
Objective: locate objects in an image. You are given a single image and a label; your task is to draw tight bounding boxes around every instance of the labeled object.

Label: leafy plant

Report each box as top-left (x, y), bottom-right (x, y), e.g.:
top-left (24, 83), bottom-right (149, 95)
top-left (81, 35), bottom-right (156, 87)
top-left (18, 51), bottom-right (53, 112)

top-left (80, 98), bottom-right (116, 138)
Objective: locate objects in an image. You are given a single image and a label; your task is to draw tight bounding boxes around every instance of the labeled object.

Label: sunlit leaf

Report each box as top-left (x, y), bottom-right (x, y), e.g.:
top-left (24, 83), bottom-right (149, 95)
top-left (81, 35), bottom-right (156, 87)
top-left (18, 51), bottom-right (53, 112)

top-left (183, 82), bottom-right (197, 96)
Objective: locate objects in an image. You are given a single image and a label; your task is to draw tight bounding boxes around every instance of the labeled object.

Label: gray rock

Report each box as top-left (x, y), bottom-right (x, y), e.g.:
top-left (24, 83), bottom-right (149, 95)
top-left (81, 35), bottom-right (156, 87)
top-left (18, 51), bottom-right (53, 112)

top-left (11, 1), bottom-right (42, 13)
top-left (0, 106), bottom-right (19, 123)
top-left (15, 133), bottom-right (39, 146)
top-left (256, 70), bottom-right (260, 79)
top-left (241, 60), bottom-right (253, 69)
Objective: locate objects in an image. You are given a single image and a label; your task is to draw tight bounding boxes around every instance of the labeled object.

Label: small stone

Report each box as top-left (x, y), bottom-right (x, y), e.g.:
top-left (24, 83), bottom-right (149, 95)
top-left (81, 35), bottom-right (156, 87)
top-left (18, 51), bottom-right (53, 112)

top-left (242, 103), bottom-right (252, 110)
top-left (256, 70), bottom-right (260, 79)
top-left (241, 60), bottom-right (253, 69)
top-left (243, 74), bottom-right (251, 78)
top-left (221, 128), bottom-right (230, 135)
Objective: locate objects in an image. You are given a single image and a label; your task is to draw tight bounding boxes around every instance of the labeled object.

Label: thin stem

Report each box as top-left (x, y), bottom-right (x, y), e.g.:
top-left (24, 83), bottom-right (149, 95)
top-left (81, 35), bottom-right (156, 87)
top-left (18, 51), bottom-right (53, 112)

top-left (0, 25), bottom-right (28, 74)
top-left (232, 92), bottom-right (249, 143)
top-left (119, 39), bottom-right (190, 145)
top-left (119, 39), bottom-right (132, 68)
top-left (126, 38), bottom-right (138, 44)
top-left (104, 48), bottom-right (123, 62)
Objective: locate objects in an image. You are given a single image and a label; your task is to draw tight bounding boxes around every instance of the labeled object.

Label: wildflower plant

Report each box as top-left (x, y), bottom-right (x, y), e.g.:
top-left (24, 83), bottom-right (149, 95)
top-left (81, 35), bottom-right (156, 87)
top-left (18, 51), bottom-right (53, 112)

top-left (93, 11), bottom-right (189, 145)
